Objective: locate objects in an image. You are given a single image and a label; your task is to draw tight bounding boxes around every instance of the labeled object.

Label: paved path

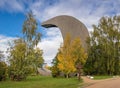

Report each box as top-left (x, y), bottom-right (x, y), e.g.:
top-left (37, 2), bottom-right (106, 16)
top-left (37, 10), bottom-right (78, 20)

top-left (81, 76), bottom-right (120, 88)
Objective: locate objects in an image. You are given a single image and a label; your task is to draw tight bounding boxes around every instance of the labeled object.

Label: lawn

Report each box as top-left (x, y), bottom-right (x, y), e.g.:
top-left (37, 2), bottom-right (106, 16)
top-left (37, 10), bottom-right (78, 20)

top-left (0, 76), bottom-right (82, 88)
top-left (93, 75), bottom-right (113, 80)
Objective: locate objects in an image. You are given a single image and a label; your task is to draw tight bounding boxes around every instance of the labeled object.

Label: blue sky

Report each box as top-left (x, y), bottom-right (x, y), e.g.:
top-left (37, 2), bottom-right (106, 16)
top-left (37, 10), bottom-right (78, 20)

top-left (0, 12), bottom-right (24, 37)
top-left (0, 0), bottom-right (120, 64)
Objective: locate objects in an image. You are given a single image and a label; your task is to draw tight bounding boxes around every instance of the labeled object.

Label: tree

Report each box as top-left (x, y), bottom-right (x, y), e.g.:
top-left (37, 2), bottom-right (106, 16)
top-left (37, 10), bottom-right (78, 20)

top-left (0, 51), bottom-right (4, 61)
top-left (0, 51), bottom-right (7, 81)
top-left (22, 11), bottom-right (43, 75)
top-left (57, 34), bottom-right (87, 79)
top-left (8, 12), bottom-right (43, 81)
top-left (84, 16), bottom-right (120, 75)
top-left (57, 34), bottom-right (76, 78)
top-left (22, 11), bottom-right (41, 51)
top-left (31, 48), bottom-right (44, 75)
top-left (51, 53), bottom-right (61, 77)
top-left (0, 62), bottom-right (7, 81)
top-left (71, 38), bottom-right (87, 80)
top-left (8, 39), bottom-right (30, 81)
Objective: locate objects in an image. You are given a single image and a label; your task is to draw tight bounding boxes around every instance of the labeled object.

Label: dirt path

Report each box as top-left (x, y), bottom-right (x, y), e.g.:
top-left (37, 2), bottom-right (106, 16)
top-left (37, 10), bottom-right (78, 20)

top-left (81, 76), bottom-right (120, 88)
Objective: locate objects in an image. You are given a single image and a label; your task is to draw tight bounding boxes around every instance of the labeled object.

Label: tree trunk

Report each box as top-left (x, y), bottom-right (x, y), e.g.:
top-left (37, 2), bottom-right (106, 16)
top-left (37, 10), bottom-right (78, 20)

top-left (78, 71), bottom-right (81, 81)
top-left (66, 74), bottom-right (69, 78)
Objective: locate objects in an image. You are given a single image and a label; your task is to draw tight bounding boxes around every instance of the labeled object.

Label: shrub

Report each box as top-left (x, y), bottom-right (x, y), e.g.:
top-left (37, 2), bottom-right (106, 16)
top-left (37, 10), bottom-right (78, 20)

top-left (0, 62), bottom-right (7, 81)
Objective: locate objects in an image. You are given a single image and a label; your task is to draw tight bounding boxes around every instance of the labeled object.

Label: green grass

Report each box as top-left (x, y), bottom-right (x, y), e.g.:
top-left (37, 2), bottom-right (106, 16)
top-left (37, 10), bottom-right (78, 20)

top-left (0, 76), bottom-right (82, 88)
top-left (93, 75), bottom-right (113, 80)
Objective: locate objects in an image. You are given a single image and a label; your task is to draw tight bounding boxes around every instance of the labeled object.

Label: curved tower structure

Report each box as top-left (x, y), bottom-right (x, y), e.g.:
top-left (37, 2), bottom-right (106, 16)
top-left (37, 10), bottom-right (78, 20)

top-left (41, 15), bottom-right (89, 50)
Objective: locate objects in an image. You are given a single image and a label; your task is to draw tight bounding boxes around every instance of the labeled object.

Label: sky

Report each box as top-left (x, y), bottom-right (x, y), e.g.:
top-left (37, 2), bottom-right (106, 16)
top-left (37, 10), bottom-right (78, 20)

top-left (0, 0), bottom-right (120, 65)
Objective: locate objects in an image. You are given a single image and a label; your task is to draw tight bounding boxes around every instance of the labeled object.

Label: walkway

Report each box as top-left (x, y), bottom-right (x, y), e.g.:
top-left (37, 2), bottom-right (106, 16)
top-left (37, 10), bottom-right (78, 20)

top-left (81, 76), bottom-right (120, 88)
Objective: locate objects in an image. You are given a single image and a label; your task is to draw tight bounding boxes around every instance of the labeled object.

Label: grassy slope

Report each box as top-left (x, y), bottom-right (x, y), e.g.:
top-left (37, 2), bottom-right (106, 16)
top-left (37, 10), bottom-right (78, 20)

top-left (0, 76), bottom-right (81, 88)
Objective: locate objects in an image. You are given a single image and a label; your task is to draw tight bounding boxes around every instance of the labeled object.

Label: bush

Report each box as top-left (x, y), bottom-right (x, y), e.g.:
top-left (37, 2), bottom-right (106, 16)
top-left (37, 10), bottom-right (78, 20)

top-left (8, 66), bottom-right (30, 81)
top-left (51, 66), bottom-right (60, 77)
top-left (0, 62), bottom-right (7, 81)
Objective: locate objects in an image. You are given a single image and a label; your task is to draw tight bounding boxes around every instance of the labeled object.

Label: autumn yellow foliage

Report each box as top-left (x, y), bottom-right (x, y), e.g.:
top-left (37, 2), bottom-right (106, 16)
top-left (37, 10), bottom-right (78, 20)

top-left (57, 34), bottom-right (87, 77)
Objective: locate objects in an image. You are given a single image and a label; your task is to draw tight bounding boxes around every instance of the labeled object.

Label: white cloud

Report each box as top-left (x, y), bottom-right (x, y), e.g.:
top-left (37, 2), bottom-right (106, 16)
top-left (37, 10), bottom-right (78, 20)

top-left (0, 0), bottom-right (24, 12)
top-left (29, 0), bottom-right (120, 65)
top-left (0, 35), bottom-right (16, 62)
top-left (31, 0), bottom-right (120, 29)
top-left (1, 0), bottom-right (120, 65)
top-left (0, 35), bottom-right (16, 51)
top-left (37, 28), bottom-right (63, 64)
